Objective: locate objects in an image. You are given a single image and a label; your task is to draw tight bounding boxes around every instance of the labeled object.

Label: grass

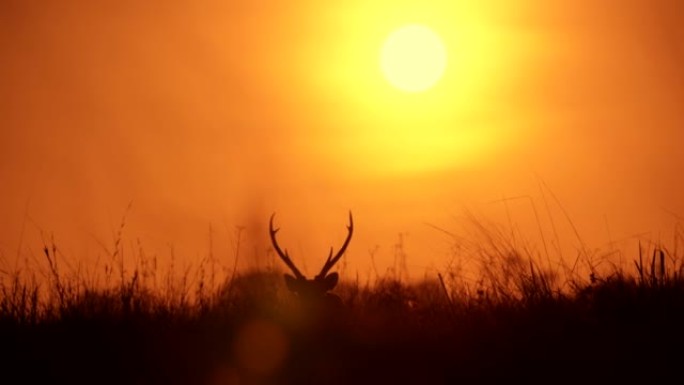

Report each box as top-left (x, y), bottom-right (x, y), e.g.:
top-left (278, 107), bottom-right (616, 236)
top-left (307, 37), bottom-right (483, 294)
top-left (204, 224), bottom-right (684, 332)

top-left (2, 218), bottom-right (684, 385)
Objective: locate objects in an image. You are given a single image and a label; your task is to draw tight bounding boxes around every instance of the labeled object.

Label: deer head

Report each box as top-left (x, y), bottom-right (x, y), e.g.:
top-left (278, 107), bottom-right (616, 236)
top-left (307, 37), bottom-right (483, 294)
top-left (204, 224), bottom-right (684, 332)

top-left (269, 212), bottom-right (353, 300)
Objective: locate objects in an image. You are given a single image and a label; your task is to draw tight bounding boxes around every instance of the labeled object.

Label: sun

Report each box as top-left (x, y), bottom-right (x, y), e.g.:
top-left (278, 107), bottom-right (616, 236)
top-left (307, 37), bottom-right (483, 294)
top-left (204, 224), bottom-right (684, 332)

top-left (380, 24), bottom-right (447, 93)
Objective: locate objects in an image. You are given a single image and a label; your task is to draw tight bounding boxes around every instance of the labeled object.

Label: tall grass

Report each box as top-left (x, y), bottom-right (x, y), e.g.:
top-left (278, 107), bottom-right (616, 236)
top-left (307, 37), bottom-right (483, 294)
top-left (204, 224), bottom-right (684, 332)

top-left (1, 216), bottom-right (683, 384)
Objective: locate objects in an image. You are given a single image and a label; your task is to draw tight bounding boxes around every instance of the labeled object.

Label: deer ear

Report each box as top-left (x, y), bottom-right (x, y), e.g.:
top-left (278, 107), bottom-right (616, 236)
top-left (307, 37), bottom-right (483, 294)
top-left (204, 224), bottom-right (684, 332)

top-left (322, 272), bottom-right (339, 291)
top-left (284, 274), bottom-right (298, 292)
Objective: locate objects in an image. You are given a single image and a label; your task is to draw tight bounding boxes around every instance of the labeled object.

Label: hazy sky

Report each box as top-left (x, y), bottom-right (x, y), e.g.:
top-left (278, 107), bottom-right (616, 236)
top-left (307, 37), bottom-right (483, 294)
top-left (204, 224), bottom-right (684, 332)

top-left (1, 0), bottom-right (683, 279)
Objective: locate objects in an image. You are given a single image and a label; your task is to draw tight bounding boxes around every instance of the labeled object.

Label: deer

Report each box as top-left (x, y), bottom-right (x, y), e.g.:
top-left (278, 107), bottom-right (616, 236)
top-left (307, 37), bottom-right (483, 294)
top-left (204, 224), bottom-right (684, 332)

top-left (269, 211), bottom-right (353, 312)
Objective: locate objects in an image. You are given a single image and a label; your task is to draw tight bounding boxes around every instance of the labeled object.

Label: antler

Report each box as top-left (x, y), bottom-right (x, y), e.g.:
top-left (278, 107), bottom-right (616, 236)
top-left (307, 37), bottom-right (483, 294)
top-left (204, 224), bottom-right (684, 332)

top-left (269, 213), bottom-right (305, 279)
top-left (316, 211), bottom-right (354, 279)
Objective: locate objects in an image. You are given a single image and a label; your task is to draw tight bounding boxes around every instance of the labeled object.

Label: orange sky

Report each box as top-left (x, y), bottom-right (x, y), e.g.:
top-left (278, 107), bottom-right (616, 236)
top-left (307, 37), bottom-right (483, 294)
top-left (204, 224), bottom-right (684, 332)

top-left (1, 0), bottom-right (683, 280)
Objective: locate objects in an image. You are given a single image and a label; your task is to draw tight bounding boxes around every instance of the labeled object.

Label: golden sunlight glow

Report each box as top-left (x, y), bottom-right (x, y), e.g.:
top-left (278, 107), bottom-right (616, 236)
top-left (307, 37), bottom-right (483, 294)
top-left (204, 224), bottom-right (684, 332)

top-left (311, 3), bottom-right (533, 177)
top-left (380, 24), bottom-right (447, 92)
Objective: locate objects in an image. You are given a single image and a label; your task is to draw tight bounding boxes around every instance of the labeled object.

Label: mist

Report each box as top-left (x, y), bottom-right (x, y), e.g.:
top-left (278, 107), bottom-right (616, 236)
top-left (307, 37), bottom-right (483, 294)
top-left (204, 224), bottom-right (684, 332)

top-left (1, 0), bottom-right (683, 279)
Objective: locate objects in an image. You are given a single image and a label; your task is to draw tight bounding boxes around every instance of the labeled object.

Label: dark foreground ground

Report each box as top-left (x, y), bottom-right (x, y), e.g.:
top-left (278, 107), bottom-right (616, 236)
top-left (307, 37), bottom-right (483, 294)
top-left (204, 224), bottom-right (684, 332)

top-left (2, 268), bottom-right (684, 385)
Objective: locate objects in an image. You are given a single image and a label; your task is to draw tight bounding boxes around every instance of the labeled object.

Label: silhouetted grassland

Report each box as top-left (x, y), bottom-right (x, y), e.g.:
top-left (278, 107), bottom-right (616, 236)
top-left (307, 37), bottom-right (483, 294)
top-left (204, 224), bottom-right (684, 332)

top-left (2, 226), bottom-right (684, 385)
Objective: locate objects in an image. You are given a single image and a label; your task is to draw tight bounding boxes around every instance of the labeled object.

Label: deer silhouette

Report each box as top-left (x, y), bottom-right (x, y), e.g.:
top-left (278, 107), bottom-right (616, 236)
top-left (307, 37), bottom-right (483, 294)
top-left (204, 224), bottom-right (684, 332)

top-left (269, 212), bottom-right (353, 309)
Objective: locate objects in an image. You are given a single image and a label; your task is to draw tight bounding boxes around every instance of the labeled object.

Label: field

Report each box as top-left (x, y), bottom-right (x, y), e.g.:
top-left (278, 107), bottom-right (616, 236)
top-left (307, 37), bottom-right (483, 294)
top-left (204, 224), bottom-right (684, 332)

top-left (2, 223), bottom-right (684, 385)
